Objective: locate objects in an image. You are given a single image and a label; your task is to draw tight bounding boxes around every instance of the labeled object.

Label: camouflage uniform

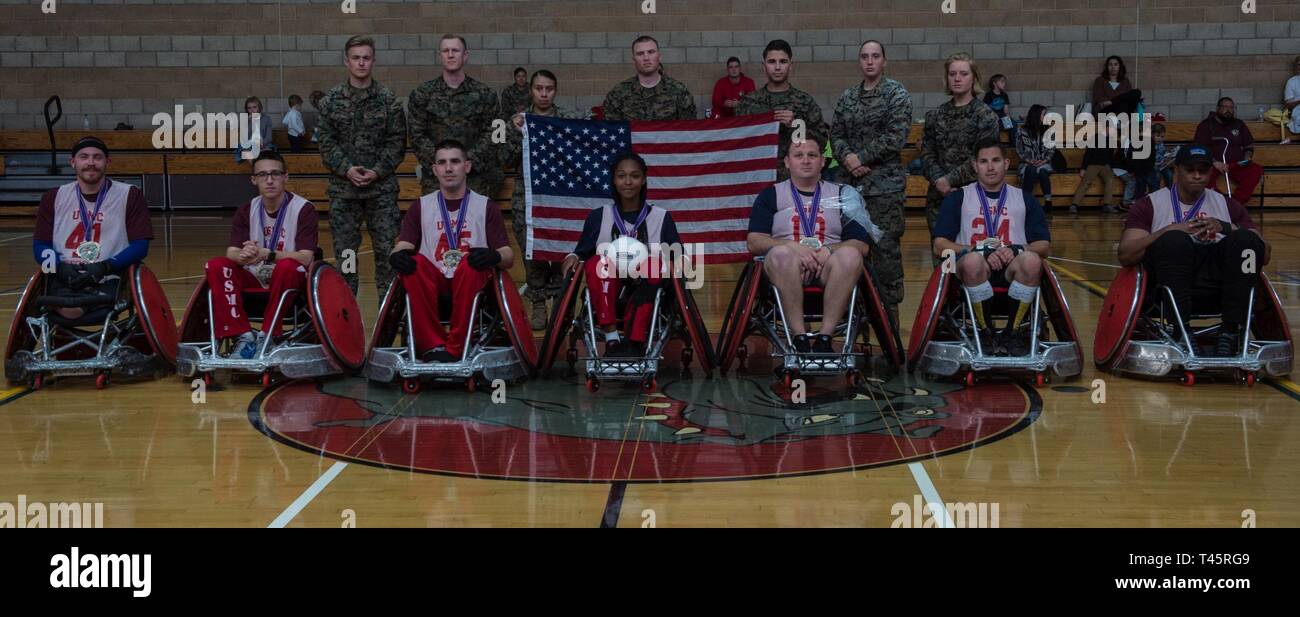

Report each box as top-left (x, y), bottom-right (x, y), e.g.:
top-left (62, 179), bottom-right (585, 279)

top-left (500, 83), bottom-right (531, 116)
top-left (408, 75), bottom-right (503, 197)
top-left (831, 78), bottom-right (912, 315)
top-left (601, 75), bottom-right (696, 121)
top-left (920, 98), bottom-right (1000, 234)
top-left (316, 79), bottom-right (407, 296)
top-left (506, 103), bottom-right (583, 308)
top-left (736, 84), bottom-right (829, 181)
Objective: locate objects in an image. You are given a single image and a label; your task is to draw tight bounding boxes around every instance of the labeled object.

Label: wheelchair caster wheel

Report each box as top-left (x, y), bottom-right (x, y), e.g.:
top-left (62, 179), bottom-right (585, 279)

top-left (783, 371), bottom-right (796, 389)
top-left (402, 378), bottom-right (421, 394)
top-left (566, 348), bottom-right (578, 364)
top-left (1241, 371), bottom-right (1256, 387)
top-left (261, 372), bottom-right (272, 388)
top-left (95, 373), bottom-right (109, 390)
top-left (203, 372), bottom-right (214, 387)
top-left (1035, 373), bottom-right (1047, 388)
top-left (1181, 371), bottom-right (1195, 387)
top-left (586, 377), bottom-right (599, 392)
top-left (30, 374), bottom-right (43, 391)
top-left (643, 378), bottom-right (657, 393)
top-left (964, 372), bottom-right (976, 387)
top-left (737, 344), bottom-right (748, 361)
top-left (681, 347), bottom-right (693, 368)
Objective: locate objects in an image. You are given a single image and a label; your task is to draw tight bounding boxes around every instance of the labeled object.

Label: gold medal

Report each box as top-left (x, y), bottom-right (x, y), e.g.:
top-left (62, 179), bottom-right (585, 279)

top-left (799, 237), bottom-right (823, 250)
top-left (442, 249), bottom-right (463, 270)
top-left (75, 241), bottom-right (101, 263)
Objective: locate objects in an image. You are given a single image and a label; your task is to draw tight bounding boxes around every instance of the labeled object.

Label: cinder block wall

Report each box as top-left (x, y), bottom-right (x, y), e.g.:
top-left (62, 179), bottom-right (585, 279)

top-left (1, 0), bottom-right (1297, 130)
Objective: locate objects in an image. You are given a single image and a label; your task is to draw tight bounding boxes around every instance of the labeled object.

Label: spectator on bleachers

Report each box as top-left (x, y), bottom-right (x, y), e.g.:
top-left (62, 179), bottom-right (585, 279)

top-left (983, 73), bottom-right (1014, 135)
top-left (237, 96), bottom-right (275, 162)
top-left (1015, 104), bottom-right (1055, 217)
top-left (1114, 138), bottom-right (1157, 211)
top-left (1280, 55), bottom-right (1300, 144)
top-left (1071, 132), bottom-right (1120, 215)
top-left (308, 90), bottom-right (325, 146)
top-left (711, 56), bottom-right (755, 119)
top-left (284, 95), bottom-right (306, 152)
top-left (1195, 97), bottom-right (1262, 204)
top-left (1092, 56), bottom-right (1141, 115)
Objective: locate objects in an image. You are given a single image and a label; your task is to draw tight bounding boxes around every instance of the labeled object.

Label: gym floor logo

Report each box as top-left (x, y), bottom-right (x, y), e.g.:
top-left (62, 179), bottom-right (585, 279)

top-left (250, 374), bottom-right (1040, 482)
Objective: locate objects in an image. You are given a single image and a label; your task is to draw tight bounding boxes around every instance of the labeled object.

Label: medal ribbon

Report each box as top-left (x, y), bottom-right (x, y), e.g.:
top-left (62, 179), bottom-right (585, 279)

top-left (611, 201), bottom-right (651, 240)
top-left (76, 178), bottom-right (111, 241)
top-left (257, 192), bottom-right (291, 251)
top-left (789, 182), bottom-right (822, 240)
top-left (976, 185), bottom-right (1007, 242)
top-left (437, 191), bottom-right (468, 251)
top-left (1170, 186), bottom-right (1206, 223)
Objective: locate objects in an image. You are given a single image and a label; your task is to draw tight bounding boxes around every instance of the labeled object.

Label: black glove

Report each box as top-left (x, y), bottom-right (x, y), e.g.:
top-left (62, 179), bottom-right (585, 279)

top-left (467, 247), bottom-right (501, 271)
top-left (388, 249), bottom-right (417, 276)
top-left (54, 262), bottom-right (81, 286)
top-left (70, 261), bottom-right (112, 289)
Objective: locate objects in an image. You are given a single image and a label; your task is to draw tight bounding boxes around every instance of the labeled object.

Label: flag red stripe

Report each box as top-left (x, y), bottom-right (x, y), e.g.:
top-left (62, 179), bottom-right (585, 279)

top-left (648, 181), bottom-right (774, 200)
top-left (630, 113), bottom-right (775, 132)
top-left (647, 158), bottom-right (776, 177)
top-left (632, 134), bottom-right (777, 155)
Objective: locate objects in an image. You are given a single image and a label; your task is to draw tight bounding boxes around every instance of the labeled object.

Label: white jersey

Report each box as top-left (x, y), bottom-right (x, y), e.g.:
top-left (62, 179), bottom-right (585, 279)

top-left (1146, 187), bottom-right (1233, 243)
top-left (51, 179), bottom-right (133, 264)
top-left (244, 192), bottom-right (312, 275)
top-left (954, 183), bottom-right (1029, 247)
top-left (417, 190), bottom-right (491, 278)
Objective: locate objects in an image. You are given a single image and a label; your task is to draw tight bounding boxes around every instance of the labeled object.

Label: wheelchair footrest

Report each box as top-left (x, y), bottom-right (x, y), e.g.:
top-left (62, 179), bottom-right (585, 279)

top-left (177, 342), bottom-right (338, 379)
top-left (919, 341), bottom-right (1082, 377)
top-left (367, 346), bottom-right (528, 383)
top-left (1116, 340), bottom-right (1292, 377)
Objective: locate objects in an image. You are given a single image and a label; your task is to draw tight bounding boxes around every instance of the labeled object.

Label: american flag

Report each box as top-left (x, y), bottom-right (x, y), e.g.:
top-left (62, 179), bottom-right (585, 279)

top-left (522, 113), bottom-right (779, 263)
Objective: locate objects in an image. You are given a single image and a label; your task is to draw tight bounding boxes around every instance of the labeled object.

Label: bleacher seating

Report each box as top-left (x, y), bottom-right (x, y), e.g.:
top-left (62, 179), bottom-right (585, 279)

top-left (2, 122), bottom-right (1298, 214)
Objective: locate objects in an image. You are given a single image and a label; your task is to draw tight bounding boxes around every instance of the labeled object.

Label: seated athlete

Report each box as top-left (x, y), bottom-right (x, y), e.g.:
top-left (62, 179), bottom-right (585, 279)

top-left (33, 136), bottom-right (153, 319)
top-left (745, 135), bottom-right (880, 353)
top-left (932, 139), bottom-right (1051, 356)
top-left (387, 139), bottom-right (514, 363)
top-left (203, 151), bottom-right (319, 358)
top-left (561, 151), bottom-right (683, 359)
top-left (1117, 143), bottom-right (1268, 357)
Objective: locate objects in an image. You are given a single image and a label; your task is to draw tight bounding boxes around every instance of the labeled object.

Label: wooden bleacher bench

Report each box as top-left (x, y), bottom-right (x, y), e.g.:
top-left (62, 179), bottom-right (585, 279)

top-left (3, 122), bottom-right (1298, 211)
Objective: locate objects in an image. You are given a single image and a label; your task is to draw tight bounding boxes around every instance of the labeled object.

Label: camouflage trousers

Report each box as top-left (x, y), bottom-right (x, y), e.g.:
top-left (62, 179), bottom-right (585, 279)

top-left (924, 185), bottom-right (947, 238)
top-left (421, 167), bottom-right (504, 201)
top-left (329, 191), bottom-right (401, 297)
top-left (863, 190), bottom-right (905, 315)
top-left (512, 198), bottom-right (564, 304)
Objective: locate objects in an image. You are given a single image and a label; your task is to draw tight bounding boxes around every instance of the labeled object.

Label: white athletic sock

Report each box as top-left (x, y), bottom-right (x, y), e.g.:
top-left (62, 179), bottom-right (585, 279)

top-left (604, 330), bottom-right (621, 343)
top-left (965, 281), bottom-right (995, 303)
top-left (1007, 280), bottom-right (1038, 303)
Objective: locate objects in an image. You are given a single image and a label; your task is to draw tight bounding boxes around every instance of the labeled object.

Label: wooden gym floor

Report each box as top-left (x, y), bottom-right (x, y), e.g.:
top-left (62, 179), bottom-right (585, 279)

top-left (1, 207), bottom-right (1298, 528)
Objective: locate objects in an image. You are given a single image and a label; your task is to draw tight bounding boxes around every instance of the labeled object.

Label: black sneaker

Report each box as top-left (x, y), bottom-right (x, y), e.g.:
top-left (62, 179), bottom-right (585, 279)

top-left (422, 347), bottom-right (457, 363)
top-left (603, 338), bottom-right (625, 358)
top-left (792, 334), bottom-right (812, 353)
top-left (1215, 325), bottom-right (1242, 358)
top-left (619, 341), bottom-right (645, 358)
top-left (975, 328), bottom-right (998, 355)
top-left (813, 334), bottom-right (834, 354)
top-left (1004, 327), bottom-right (1031, 357)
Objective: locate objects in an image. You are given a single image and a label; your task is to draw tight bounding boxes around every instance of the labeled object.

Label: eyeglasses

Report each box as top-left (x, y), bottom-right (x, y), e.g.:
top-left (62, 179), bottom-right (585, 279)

top-left (253, 171), bottom-right (287, 180)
